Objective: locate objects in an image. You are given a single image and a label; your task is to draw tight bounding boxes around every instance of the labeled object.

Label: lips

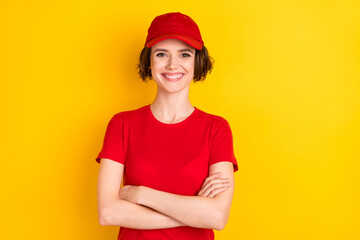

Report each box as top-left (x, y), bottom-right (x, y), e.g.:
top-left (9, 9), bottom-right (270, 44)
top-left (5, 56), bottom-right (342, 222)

top-left (161, 73), bottom-right (184, 81)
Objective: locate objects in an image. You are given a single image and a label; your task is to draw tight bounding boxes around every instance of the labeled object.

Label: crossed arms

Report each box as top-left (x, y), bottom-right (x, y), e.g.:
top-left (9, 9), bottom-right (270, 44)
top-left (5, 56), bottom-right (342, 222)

top-left (97, 158), bottom-right (235, 231)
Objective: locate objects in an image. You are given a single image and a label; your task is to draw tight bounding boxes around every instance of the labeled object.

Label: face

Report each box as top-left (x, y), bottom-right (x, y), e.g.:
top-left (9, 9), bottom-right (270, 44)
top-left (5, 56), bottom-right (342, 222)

top-left (150, 38), bottom-right (195, 94)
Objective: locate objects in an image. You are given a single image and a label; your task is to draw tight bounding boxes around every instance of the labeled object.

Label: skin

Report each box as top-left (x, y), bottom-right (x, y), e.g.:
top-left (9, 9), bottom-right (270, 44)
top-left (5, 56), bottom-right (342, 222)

top-left (97, 38), bottom-right (236, 230)
top-left (148, 38), bottom-right (197, 124)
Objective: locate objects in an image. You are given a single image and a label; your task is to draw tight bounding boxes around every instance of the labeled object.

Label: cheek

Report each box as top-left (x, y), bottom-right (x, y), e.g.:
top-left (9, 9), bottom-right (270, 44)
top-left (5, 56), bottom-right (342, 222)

top-left (187, 60), bottom-right (195, 73)
top-left (150, 58), bottom-right (165, 72)
top-left (188, 62), bottom-right (195, 72)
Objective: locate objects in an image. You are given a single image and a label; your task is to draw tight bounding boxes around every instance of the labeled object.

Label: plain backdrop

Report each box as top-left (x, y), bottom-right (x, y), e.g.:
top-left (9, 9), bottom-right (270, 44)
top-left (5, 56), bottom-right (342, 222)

top-left (1, 1), bottom-right (359, 239)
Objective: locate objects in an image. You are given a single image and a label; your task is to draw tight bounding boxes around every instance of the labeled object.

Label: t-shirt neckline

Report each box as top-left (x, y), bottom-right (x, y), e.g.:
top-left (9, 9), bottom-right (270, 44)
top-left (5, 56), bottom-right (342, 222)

top-left (147, 104), bottom-right (198, 126)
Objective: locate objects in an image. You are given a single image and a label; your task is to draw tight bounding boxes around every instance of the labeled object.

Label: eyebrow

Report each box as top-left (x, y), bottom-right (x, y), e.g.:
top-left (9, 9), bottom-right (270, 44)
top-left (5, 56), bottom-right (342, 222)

top-left (153, 48), bottom-right (194, 54)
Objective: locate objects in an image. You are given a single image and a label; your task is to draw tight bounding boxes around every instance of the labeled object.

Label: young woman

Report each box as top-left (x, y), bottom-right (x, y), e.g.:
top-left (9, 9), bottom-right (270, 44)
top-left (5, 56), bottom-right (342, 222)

top-left (95, 12), bottom-right (238, 240)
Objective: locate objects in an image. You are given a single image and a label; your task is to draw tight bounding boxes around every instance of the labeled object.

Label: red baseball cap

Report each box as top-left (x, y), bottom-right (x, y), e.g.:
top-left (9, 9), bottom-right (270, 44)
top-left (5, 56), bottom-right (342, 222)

top-left (145, 12), bottom-right (204, 50)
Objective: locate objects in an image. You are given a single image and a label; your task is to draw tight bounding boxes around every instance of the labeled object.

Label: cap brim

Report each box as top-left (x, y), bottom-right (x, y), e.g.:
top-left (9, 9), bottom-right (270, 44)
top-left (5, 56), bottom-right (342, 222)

top-left (146, 33), bottom-right (203, 50)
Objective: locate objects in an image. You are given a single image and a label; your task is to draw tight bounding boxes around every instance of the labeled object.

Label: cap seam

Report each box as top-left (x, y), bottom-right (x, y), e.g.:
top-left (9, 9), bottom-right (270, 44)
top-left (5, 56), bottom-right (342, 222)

top-left (147, 31), bottom-right (203, 42)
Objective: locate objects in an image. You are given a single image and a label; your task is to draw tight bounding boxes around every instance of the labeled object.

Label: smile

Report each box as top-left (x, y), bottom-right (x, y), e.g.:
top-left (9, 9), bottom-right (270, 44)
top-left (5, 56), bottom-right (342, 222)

top-left (161, 73), bottom-right (184, 81)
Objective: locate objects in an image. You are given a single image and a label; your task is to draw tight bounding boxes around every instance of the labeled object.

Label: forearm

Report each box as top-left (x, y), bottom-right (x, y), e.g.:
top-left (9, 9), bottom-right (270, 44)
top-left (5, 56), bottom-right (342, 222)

top-left (137, 186), bottom-right (223, 230)
top-left (99, 197), bottom-right (186, 229)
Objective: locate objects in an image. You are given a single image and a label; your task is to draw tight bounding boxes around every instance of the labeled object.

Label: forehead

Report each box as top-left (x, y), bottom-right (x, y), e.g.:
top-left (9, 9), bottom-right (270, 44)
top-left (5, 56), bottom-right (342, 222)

top-left (151, 38), bottom-right (194, 51)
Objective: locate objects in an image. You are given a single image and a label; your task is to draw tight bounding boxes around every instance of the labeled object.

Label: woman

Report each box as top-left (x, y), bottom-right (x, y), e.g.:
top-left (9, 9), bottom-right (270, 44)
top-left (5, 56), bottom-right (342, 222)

top-left (95, 12), bottom-right (238, 240)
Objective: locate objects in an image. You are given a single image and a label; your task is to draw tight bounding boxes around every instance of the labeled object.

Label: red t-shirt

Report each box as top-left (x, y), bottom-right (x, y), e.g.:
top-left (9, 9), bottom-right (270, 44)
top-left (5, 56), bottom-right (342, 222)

top-left (96, 104), bottom-right (238, 240)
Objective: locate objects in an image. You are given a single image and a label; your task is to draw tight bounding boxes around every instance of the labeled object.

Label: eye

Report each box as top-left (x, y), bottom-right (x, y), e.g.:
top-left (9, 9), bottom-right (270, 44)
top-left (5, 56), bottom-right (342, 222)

top-left (181, 53), bottom-right (191, 58)
top-left (156, 52), bottom-right (166, 57)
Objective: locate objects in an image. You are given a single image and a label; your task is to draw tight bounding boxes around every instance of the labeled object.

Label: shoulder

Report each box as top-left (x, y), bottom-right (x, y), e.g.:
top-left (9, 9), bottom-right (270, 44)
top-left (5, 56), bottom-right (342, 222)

top-left (194, 108), bottom-right (234, 141)
top-left (105, 105), bottom-right (148, 133)
top-left (110, 105), bottom-right (148, 122)
top-left (195, 108), bottom-right (230, 128)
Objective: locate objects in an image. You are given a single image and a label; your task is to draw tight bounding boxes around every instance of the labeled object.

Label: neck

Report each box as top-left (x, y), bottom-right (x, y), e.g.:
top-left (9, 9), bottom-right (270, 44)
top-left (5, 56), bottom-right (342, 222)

top-left (150, 88), bottom-right (195, 123)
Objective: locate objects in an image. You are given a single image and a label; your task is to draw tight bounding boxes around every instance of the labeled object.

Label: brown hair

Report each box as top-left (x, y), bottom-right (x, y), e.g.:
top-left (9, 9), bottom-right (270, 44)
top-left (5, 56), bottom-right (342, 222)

top-left (137, 45), bottom-right (214, 83)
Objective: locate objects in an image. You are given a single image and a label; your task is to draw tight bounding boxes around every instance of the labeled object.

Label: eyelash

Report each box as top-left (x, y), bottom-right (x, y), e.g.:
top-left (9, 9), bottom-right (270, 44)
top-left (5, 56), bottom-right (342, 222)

top-left (156, 53), bottom-right (166, 57)
top-left (155, 53), bottom-right (191, 58)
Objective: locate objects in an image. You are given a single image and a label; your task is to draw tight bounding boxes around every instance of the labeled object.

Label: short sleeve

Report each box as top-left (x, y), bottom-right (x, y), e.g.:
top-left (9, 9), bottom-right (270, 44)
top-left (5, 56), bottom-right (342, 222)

top-left (209, 117), bottom-right (238, 173)
top-left (95, 114), bottom-right (125, 165)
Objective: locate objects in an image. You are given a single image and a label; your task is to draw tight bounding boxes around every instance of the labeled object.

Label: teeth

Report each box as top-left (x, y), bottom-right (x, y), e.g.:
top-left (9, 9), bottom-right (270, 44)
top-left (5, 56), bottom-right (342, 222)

top-left (164, 74), bottom-right (183, 79)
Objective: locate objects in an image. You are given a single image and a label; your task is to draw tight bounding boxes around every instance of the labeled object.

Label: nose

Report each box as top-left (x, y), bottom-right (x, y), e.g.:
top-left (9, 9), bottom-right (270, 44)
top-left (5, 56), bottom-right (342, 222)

top-left (166, 55), bottom-right (179, 70)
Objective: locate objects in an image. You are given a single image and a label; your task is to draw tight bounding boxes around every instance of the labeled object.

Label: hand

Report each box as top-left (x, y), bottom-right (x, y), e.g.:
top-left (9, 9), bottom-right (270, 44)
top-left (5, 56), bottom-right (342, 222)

top-left (118, 185), bottom-right (142, 204)
top-left (197, 172), bottom-right (232, 198)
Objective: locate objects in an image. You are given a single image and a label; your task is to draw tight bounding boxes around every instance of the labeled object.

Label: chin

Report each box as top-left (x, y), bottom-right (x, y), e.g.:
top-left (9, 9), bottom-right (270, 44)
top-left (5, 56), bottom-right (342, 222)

top-left (159, 85), bottom-right (189, 93)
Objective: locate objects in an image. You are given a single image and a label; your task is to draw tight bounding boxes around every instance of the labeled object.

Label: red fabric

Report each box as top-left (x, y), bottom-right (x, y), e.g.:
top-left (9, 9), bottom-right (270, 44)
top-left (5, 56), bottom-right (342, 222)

top-left (96, 104), bottom-right (238, 240)
top-left (145, 12), bottom-right (204, 50)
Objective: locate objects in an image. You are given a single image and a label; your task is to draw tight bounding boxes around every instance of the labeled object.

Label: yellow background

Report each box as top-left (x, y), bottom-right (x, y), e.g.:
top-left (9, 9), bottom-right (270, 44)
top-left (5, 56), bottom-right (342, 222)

top-left (1, 0), bottom-right (359, 239)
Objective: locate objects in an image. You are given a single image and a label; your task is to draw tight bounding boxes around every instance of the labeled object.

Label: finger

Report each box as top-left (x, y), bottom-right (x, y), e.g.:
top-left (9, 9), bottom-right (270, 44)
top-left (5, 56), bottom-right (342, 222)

top-left (201, 172), bottom-right (223, 189)
top-left (201, 182), bottom-right (232, 197)
top-left (205, 172), bottom-right (222, 182)
top-left (206, 186), bottom-right (228, 198)
top-left (207, 187), bottom-right (224, 198)
top-left (198, 178), bottom-right (231, 195)
top-left (198, 179), bottom-right (230, 196)
top-left (208, 186), bottom-right (231, 198)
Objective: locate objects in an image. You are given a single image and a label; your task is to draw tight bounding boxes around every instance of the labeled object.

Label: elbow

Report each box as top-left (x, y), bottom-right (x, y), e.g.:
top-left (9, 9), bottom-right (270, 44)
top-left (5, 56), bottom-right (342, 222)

top-left (98, 216), bottom-right (109, 226)
top-left (98, 198), bottom-right (127, 226)
top-left (212, 211), bottom-right (229, 231)
top-left (214, 220), bottom-right (226, 231)
top-left (99, 217), bottom-right (108, 226)
top-left (98, 207), bottom-right (113, 226)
